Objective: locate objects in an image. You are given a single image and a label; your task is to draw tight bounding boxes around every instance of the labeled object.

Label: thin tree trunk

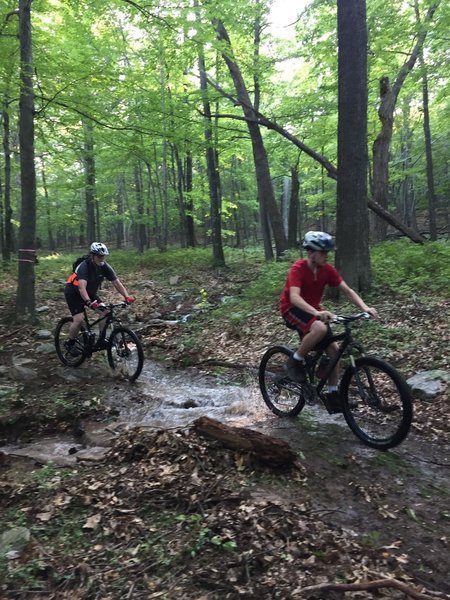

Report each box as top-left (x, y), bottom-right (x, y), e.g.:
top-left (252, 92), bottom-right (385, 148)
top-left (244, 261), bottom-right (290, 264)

top-left (134, 162), bottom-right (146, 253)
top-left (419, 56), bottom-right (437, 239)
top-left (116, 174), bottom-right (125, 248)
top-left (2, 100), bottom-right (13, 261)
top-left (197, 13), bottom-right (225, 267)
top-left (173, 145), bottom-right (187, 249)
top-left (288, 166), bottom-right (300, 248)
top-left (16, 0), bottom-right (36, 321)
top-left (185, 152), bottom-right (196, 247)
top-left (372, 2), bottom-right (439, 241)
top-left (399, 97), bottom-right (416, 229)
top-left (213, 18), bottom-right (286, 259)
top-left (41, 158), bottom-right (55, 251)
top-left (82, 118), bottom-right (96, 244)
top-left (145, 160), bottom-right (160, 246)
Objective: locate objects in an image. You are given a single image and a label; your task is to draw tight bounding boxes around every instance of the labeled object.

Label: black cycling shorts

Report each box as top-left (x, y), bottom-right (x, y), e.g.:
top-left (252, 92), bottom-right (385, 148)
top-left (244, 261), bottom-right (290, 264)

top-left (65, 291), bottom-right (100, 316)
top-left (283, 307), bottom-right (333, 349)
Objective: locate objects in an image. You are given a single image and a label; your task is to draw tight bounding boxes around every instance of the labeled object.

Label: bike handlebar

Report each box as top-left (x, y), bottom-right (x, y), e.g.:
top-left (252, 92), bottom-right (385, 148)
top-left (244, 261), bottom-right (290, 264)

top-left (332, 312), bottom-right (371, 324)
top-left (87, 301), bottom-right (131, 313)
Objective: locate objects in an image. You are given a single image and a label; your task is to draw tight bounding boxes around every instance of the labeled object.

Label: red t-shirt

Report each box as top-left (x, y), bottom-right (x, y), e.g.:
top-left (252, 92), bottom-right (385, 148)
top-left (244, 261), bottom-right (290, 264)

top-left (279, 259), bottom-right (342, 315)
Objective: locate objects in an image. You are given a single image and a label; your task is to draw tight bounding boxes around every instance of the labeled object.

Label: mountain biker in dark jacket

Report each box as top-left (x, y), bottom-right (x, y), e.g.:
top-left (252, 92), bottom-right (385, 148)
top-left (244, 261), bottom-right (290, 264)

top-left (64, 242), bottom-right (134, 355)
top-left (280, 231), bottom-right (378, 410)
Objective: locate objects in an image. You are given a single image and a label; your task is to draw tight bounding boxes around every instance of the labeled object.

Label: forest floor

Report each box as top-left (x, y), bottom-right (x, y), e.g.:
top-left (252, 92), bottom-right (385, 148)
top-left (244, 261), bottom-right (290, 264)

top-left (0, 261), bottom-right (449, 599)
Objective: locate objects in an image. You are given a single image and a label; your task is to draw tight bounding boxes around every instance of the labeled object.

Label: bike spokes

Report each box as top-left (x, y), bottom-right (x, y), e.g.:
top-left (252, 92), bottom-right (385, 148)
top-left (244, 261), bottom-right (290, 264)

top-left (54, 317), bottom-right (86, 367)
top-left (259, 346), bottom-right (305, 417)
top-left (343, 357), bottom-right (412, 450)
top-left (107, 327), bottom-right (144, 382)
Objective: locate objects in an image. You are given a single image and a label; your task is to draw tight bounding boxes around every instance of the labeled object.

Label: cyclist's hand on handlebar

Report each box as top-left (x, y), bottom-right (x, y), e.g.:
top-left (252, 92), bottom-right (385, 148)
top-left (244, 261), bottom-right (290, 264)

top-left (89, 300), bottom-right (105, 310)
top-left (125, 296), bottom-right (135, 305)
top-left (316, 310), bottom-right (335, 323)
top-left (364, 307), bottom-right (379, 320)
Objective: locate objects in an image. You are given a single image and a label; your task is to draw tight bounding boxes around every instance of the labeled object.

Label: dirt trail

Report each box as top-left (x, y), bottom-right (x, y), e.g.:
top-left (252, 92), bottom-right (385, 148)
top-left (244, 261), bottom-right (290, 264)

top-left (252, 407), bottom-right (450, 594)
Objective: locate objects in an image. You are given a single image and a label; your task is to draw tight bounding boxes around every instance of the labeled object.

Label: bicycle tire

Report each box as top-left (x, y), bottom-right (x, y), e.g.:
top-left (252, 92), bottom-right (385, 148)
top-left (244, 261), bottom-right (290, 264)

top-left (54, 317), bottom-right (87, 367)
top-left (107, 326), bottom-right (144, 382)
top-left (341, 356), bottom-right (413, 450)
top-left (259, 345), bottom-right (306, 417)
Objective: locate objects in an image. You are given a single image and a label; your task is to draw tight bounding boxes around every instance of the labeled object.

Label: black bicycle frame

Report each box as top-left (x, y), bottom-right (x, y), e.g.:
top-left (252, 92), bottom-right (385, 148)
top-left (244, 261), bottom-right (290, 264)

top-left (310, 324), bottom-right (364, 394)
top-left (82, 307), bottom-right (115, 339)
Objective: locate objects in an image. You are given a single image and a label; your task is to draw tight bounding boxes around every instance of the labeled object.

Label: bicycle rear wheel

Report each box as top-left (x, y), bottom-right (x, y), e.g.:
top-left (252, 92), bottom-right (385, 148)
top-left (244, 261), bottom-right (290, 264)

top-left (341, 356), bottom-right (413, 450)
top-left (107, 327), bottom-right (144, 382)
top-left (54, 317), bottom-right (87, 367)
top-left (259, 346), bottom-right (305, 417)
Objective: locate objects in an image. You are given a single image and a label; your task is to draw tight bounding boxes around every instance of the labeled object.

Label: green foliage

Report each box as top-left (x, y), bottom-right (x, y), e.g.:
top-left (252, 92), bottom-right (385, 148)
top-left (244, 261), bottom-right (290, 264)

top-left (371, 239), bottom-right (450, 297)
top-left (176, 513), bottom-right (237, 556)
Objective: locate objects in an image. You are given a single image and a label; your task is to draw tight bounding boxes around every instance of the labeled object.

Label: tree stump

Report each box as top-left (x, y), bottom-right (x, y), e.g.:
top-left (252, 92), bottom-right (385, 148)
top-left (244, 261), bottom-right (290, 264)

top-left (193, 416), bottom-right (299, 468)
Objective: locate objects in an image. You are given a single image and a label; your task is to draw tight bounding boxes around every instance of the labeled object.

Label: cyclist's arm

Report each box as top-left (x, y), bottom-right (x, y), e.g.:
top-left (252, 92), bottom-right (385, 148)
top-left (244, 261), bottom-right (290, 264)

top-left (77, 279), bottom-right (91, 305)
top-left (112, 278), bottom-right (130, 300)
top-left (289, 287), bottom-right (333, 321)
top-left (338, 281), bottom-right (378, 319)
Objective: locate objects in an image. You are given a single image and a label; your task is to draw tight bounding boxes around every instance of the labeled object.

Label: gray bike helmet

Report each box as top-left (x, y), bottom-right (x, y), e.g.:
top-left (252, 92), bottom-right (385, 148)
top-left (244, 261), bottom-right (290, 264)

top-left (302, 231), bottom-right (335, 252)
top-left (90, 242), bottom-right (109, 256)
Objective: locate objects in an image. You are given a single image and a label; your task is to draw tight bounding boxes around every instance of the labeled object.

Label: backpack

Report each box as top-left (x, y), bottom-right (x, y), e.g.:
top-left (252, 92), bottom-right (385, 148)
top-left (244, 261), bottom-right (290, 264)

top-left (67, 255), bottom-right (91, 286)
top-left (72, 254), bottom-right (90, 273)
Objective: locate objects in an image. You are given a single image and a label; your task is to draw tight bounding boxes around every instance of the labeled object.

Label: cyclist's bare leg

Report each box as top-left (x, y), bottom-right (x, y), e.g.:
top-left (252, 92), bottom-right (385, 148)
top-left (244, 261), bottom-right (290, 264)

top-left (325, 341), bottom-right (340, 386)
top-left (298, 320), bottom-right (328, 356)
top-left (68, 312), bottom-right (85, 339)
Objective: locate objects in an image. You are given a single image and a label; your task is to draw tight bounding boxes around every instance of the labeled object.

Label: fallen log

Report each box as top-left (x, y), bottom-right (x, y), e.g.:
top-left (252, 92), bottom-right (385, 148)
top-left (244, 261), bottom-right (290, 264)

top-left (193, 416), bottom-right (299, 468)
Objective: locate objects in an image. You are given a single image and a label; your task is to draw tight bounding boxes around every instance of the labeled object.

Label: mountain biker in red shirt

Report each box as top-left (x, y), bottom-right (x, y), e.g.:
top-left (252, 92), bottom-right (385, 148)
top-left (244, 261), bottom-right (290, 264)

top-left (64, 242), bottom-right (134, 356)
top-left (280, 231), bottom-right (378, 410)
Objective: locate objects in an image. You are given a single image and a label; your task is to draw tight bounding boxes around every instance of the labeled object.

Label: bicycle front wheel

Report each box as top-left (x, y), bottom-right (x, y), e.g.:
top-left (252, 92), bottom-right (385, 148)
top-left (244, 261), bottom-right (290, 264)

top-left (107, 327), bottom-right (144, 382)
top-left (259, 346), bottom-right (305, 417)
top-left (54, 317), bottom-right (87, 367)
top-left (341, 356), bottom-right (413, 450)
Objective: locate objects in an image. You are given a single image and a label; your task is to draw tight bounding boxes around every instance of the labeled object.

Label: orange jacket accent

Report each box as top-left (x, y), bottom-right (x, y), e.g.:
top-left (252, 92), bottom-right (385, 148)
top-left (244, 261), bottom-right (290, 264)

top-left (67, 272), bottom-right (79, 286)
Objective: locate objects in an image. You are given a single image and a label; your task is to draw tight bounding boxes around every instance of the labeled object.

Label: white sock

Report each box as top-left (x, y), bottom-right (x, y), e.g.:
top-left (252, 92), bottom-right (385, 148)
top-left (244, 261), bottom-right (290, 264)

top-left (327, 385), bottom-right (338, 393)
top-left (293, 352), bottom-right (304, 362)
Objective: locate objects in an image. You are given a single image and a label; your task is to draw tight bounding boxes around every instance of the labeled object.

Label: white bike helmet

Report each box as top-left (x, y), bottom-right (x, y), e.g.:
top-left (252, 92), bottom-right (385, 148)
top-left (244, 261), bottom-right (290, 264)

top-left (302, 231), bottom-right (335, 252)
top-left (90, 242), bottom-right (109, 256)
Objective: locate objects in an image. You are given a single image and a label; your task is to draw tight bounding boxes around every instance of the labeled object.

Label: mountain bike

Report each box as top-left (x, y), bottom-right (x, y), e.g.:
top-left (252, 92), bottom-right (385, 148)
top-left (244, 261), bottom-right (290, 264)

top-left (259, 313), bottom-right (413, 451)
top-left (55, 302), bottom-right (144, 382)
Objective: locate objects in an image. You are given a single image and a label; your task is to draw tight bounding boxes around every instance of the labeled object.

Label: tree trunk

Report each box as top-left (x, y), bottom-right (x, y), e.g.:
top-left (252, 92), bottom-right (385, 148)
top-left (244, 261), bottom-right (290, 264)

top-left (287, 166), bottom-right (300, 248)
top-left (82, 118), bottom-right (96, 245)
top-left (134, 162), bottom-right (146, 253)
top-left (41, 159), bottom-right (55, 251)
top-left (197, 21), bottom-right (225, 267)
top-left (419, 55), bottom-right (437, 240)
top-left (2, 100), bottom-right (13, 261)
top-left (145, 159), bottom-right (161, 246)
top-left (372, 2), bottom-right (439, 242)
top-left (398, 97), bottom-right (416, 230)
top-left (16, 0), bottom-right (37, 321)
top-left (184, 152), bottom-right (196, 247)
top-left (116, 174), bottom-right (126, 248)
top-left (336, 0), bottom-right (371, 291)
top-left (173, 146), bottom-right (187, 248)
top-left (213, 18), bottom-right (287, 259)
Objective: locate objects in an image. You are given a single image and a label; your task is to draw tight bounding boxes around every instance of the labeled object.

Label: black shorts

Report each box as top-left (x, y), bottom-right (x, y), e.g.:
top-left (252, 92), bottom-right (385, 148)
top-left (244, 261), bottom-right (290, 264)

top-left (283, 307), bottom-right (333, 349)
top-left (65, 291), bottom-right (100, 316)
top-left (283, 306), bottom-right (316, 335)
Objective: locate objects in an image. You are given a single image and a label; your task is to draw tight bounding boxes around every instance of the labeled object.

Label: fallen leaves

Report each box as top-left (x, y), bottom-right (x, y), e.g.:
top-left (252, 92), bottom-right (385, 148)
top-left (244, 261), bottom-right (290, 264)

top-left (2, 427), bottom-right (447, 599)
